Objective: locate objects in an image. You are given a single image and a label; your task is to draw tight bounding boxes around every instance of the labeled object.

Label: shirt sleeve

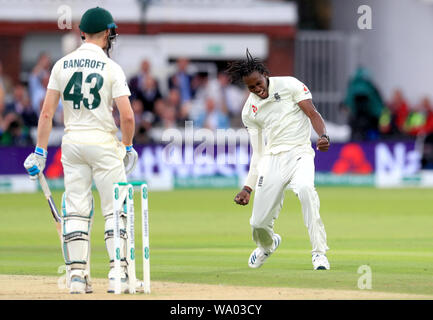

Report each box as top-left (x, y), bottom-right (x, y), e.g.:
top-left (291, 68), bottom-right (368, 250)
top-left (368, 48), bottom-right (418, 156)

top-left (47, 61), bottom-right (61, 92)
top-left (290, 77), bottom-right (313, 103)
top-left (111, 62), bottom-right (131, 98)
top-left (241, 95), bottom-right (259, 129)
top-left (244, 126), bottom-right (265, 189)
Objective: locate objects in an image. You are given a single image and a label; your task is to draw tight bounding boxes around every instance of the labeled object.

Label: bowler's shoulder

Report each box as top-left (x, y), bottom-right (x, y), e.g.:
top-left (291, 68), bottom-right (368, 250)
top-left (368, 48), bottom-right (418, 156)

top-left (241, 93), bottom-right (253, 115)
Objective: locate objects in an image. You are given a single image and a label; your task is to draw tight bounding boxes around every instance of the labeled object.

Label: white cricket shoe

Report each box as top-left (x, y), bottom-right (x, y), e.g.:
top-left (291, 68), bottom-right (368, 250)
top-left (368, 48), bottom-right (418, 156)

top-left (69, 269), bottom-right (92, 294)
top-left (107, 268), bottom-right (147, 293)
top-left (312, 254), bottom-right (330, 270)
top-left (248, 234), bottom-right (281, 269)
top-left (107, 267), bottom-right (129, 293)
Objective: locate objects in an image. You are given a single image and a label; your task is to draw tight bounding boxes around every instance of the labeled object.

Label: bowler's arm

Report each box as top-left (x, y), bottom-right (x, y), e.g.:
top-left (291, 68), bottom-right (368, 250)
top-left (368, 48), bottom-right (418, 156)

top-left (298, 99), bottom-right (330, 152)
top-left (36, 89), bottom-right (60, 150)
top-left (234, 127), bottom-right (264, 205)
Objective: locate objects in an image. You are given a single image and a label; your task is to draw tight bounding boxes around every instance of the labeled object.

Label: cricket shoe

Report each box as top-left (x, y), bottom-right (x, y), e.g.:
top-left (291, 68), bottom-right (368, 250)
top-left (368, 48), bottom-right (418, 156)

top-left (107, 268), bottom-right (146, 293)
top-left (69, 269), bottom-right (93, 294)
top-left (248, 234), bottom-right (281, 269)
top-left (312, 254), bottom-right (330, 270)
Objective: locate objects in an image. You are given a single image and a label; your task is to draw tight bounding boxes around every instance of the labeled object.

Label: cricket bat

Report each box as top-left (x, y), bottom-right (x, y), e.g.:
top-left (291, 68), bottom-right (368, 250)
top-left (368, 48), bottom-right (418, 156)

top-left (38, 173), bottom-right (62, 237)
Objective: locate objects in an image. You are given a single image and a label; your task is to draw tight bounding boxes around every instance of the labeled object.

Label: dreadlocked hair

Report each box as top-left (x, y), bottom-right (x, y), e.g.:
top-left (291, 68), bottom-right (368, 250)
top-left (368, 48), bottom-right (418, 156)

top-left (225, 48), bottom-right (270, 84)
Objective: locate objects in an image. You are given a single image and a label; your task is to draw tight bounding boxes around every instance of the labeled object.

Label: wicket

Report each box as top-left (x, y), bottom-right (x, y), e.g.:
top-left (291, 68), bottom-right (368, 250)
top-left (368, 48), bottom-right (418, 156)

top-left (113, 182), bottom-right (150, 294)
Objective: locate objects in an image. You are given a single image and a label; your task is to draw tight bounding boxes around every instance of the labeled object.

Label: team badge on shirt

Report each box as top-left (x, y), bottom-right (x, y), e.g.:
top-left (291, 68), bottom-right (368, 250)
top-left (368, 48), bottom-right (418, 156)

top-left (252, 105), bottom-right (258, 113)
top-left (303, 84), bottom-right (310, 94)
top-left (258, 176), bottom-right (264, 187)
top-left (274, 93), bottom-right (281, 101)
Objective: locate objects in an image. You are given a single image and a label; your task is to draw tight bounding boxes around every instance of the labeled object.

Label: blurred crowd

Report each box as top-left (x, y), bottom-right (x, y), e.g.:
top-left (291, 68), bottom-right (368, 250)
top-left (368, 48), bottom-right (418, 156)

top-left (0, 55), bottom-right (248, 146)
top-left (343, 66), bottom-right (433, 142)
top-left (2, 56), bottom-right (433, 148)
top-left (125, 58), bottom-right (247, 144)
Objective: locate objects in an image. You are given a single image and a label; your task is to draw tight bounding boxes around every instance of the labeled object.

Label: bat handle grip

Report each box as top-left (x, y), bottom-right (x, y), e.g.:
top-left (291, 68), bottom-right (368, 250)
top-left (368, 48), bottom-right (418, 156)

top-left (38, 173), bottom-right (51, 197)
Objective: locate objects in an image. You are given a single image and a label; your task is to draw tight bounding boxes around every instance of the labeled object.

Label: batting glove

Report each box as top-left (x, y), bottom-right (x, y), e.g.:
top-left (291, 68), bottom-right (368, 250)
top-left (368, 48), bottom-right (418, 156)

top-left (23, 147), bottom-right (48, 180)
top-left (123, 144), bottom-right (138, 175)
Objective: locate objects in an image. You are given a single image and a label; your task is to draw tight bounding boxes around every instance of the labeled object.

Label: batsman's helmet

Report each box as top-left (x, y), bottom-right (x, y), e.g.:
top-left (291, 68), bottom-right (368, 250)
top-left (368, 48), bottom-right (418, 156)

top-left (79, 7), bottom-right (117, 34)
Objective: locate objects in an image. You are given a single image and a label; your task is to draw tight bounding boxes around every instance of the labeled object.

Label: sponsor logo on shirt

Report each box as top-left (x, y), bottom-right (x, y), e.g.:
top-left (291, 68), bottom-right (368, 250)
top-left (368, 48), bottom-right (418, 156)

top-left (252, 104), bottom-right (258, 113)
top-left (274, 93), bottom-right (281, 101)
top-left (303, 84), bottom-right (309, 94)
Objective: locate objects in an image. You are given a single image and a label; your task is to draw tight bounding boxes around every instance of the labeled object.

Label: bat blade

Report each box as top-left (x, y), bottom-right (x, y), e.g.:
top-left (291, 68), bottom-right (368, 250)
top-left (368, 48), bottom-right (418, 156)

top-left (38, 174), bottom-right (62, 235)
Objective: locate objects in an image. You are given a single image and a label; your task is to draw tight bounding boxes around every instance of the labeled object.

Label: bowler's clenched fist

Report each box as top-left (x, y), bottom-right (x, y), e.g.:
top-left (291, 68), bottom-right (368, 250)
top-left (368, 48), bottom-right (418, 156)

top-left (234, 186), bottom-right (252, 206)
top-left (316, 135), bottom-right (330, 152)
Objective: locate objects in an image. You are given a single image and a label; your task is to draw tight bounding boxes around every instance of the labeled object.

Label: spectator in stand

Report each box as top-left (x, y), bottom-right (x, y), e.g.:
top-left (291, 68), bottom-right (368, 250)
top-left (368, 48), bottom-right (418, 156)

top-left (379, 89), bottom-right (410, 139)
top-left (29, 54), bottom-right (64, 126)
top-left (135, 75), bottom-right (163, 119)
top-left (0, 112), bottom-right (32, 146)
top-left (0, 87), bottom-right (5, 136)
top-left (131, 98), bottom-right (154, 144)
top-left (404, 98), bottom-right (428, 137)
top-left (28, 52), bottom-right (52, 114)
top-left (185, 71), bottom-right (209, 123)
top-left (422, 97), bottom-right (433, 135)
top-left (418, 97), bottom-right (433, 169)
top-left (155, 88), bottom-right (183, 129)
top-left (404, 97), bottom-right (433, 137)
top-left (157, 102), bottom-right (177, 129)
top-left (195, 96), bottom-right (230, 130)
top-left (0, 79), bottom-right (4, 118)
top-left (214, 71), bottom-right (248, 127)
top-left (344, 66), bottom-right (384, 141)
top-left (5, 83), bottom-right (38, 128)
top-left (129, 59), bottom-right (153, 98)
top-left (0, 60), bottom-right (13, 103)
top-left (168, 57), bottom-right (194, 105)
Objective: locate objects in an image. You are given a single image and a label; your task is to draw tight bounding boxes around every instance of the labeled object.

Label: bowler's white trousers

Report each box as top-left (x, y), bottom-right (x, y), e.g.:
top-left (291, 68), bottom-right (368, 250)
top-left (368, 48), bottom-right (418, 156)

top-left (250, 145), bottom-right (329, 255)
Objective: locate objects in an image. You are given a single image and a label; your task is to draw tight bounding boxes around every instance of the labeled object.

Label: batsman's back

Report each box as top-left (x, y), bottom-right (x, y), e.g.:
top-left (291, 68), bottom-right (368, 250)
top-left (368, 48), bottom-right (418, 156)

top-left (47, 43), bottom-right (130, 137)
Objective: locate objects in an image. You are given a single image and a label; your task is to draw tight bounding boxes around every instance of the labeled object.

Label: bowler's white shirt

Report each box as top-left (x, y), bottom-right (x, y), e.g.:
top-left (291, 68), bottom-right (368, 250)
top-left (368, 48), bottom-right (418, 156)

top-left (242, 76), bottom-right (313, 155)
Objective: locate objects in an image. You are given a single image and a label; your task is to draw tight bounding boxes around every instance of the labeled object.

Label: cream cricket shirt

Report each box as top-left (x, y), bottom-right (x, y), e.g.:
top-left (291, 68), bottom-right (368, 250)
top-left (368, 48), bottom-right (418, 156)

top-left (241, 76), bottom-right (313, 188)
top-left (47, 42), bottom-right (130, 144)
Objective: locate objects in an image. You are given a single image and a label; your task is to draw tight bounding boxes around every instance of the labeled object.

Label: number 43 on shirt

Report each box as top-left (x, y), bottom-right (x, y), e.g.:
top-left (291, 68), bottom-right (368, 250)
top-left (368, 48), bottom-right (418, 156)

top-left (63, 71), bottom-right (104, 110)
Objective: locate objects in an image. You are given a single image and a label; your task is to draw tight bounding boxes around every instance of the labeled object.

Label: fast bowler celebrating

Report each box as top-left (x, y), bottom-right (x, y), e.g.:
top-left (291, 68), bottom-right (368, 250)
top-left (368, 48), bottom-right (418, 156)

top-left (228, 50), bottom-right (331, 270)
top-left (23, 7), bottom-right (141, 293)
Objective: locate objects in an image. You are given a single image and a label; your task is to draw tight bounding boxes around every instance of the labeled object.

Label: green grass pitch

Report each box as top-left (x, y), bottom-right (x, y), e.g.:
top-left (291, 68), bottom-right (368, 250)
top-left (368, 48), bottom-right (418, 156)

top-left (1, 187), bottom-right (433, 295)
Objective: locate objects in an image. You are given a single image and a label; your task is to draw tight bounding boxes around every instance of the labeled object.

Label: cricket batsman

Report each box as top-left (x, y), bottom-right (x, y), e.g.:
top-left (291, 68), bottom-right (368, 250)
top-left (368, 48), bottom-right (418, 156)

top-left (23, 7), bottom-right (141, 293)
top-left (228, 50), bottom-right (331, 270)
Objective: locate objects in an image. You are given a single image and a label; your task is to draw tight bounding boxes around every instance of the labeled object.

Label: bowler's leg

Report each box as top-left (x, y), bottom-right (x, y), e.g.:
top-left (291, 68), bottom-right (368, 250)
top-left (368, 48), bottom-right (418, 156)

top-left (288, 153), bottom-right (329, 255)
top-left (250, 155), bottom-right (285, 253)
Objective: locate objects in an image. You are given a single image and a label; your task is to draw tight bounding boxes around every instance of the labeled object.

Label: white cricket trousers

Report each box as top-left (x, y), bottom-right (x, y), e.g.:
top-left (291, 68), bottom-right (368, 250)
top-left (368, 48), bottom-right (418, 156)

top-left (61, 140), bottom-right (127, 217)
top-left (59, 134), bottom-right (127, 272)
top-left (250, 145), bottom-right (329, 255)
